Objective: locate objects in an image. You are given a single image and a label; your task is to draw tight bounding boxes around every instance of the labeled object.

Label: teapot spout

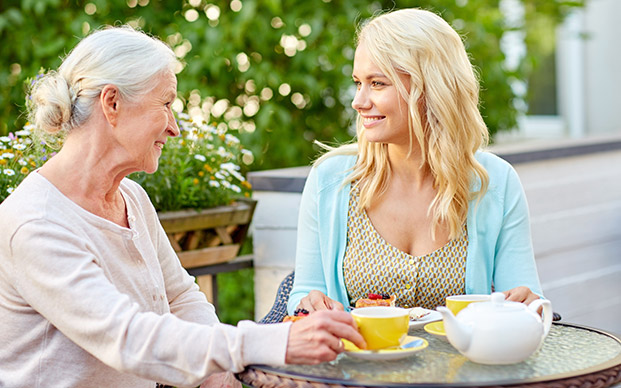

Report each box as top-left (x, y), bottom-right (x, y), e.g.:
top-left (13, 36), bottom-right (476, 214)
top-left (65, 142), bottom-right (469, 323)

top-left (437, 306), bottom-right (472, 352)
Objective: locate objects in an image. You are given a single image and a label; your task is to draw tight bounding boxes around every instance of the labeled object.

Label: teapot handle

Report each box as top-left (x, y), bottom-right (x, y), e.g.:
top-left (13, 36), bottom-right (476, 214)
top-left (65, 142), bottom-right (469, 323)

top-left (528, 299), bottom-right (553, 337)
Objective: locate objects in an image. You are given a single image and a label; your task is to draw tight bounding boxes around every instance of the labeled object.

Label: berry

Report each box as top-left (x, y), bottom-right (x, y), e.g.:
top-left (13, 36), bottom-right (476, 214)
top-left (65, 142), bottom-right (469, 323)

top-left (368, 293), bottom-right (382, 300)
top-left (294, 308), bottom-right (309, 316)
top-left (381, 293), bottom-right (390, 300)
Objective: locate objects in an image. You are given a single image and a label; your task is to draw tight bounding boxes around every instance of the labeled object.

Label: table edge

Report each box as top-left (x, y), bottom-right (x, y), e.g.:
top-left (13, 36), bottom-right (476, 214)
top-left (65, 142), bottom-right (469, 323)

top-left (241, 322), bottom-right (621, 387)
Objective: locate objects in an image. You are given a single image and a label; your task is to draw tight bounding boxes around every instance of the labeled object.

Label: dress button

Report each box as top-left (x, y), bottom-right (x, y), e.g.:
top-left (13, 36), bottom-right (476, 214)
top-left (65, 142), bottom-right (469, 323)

top-left (409, 259), bottom-right (415, 265)
top-left (152, 295), bottom-right (157, 302)
top-left (405, 283), bottom-right (411, 289)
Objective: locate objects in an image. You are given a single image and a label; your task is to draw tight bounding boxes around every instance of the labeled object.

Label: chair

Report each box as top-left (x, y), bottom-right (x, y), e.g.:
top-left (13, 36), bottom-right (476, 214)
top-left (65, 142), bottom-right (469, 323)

top-left (259, 271), bottom-right (295, 324)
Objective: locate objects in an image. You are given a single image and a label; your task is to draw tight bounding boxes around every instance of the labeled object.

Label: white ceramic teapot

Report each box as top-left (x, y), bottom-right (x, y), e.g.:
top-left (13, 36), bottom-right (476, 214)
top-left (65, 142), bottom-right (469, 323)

top-left (436, 292), bottom-right (553, 365)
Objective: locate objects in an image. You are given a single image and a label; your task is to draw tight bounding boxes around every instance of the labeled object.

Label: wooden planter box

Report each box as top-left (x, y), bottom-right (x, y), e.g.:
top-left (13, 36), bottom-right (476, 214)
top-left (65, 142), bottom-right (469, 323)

top-left (158, 199), bottom-right (257, 270)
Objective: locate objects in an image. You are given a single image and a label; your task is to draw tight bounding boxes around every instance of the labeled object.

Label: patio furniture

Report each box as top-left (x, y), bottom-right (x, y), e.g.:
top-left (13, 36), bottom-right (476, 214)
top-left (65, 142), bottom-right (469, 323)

top-left (258, 271), bottom-right (295, 324)
top-left (237, 322), bottom-right (621, 388)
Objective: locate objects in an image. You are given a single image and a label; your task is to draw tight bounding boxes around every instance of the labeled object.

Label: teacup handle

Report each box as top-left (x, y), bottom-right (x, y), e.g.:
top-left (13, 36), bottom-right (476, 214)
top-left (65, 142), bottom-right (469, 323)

top-left (528, 298), bottom-right (553, 337)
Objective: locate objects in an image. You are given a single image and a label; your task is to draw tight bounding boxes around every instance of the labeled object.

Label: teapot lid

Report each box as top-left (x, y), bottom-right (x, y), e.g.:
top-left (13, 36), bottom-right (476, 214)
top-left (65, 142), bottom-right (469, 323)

top-left (466, 292), bottom-right (523, 314)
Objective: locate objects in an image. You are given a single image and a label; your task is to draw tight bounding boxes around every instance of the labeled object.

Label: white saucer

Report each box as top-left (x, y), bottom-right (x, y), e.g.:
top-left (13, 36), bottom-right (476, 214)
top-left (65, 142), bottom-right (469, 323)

top-left (342, 336), bottom-right (428, 361)
top-left (408, 308), bottom-right (442, 330)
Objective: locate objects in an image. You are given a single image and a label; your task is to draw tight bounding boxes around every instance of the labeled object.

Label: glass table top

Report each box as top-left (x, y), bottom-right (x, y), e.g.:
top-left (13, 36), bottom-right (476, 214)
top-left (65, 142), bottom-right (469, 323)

top-left (253, 323), bottom-right (621, 386)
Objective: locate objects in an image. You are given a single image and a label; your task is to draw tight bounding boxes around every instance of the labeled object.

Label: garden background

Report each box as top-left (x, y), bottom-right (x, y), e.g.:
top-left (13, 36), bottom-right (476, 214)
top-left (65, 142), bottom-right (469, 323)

top-left (0, 0), bottom-right (583, 324)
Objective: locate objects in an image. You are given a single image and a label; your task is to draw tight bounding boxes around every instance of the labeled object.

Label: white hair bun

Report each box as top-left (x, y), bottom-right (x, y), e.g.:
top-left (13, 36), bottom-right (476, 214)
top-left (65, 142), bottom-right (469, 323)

top-left (29, 72), bottom-right (74, 135)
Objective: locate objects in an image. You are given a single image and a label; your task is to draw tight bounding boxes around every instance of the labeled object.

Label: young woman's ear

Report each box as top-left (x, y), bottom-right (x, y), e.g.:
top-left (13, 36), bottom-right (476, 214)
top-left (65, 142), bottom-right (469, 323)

top-left (100, 85), bottom-right (120, 126)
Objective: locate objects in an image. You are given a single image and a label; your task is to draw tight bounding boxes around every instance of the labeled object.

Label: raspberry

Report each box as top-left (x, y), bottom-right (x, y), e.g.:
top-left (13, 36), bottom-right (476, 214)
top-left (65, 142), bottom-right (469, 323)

top-left (368, 293), bottom-right (382, 300)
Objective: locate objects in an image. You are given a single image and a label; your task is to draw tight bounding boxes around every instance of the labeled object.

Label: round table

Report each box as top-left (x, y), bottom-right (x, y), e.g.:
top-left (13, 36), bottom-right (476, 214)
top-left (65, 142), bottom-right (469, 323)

top-left (237, 323), bottom-right (621, 388)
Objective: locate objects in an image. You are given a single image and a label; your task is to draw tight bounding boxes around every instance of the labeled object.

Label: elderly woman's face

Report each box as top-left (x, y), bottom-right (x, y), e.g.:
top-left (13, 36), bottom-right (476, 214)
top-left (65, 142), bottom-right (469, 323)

top-left (351, 43), bottom-right (410, 147)
top-left (119, 70), bottom-right (179, 174)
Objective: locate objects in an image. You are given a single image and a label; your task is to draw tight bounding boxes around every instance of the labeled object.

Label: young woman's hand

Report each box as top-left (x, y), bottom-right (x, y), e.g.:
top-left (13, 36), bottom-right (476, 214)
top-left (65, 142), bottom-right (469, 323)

top-left (297, 290), bottom-right (344, 312)
top-left (285, 310), bottom-right (366, 364)
top-left (503, 286), bottom-right (540, 305)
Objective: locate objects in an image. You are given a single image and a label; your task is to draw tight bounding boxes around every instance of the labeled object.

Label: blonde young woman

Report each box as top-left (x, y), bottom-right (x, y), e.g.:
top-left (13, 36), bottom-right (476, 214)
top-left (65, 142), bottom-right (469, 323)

top-left (288, 8), bottom-right (543, 315)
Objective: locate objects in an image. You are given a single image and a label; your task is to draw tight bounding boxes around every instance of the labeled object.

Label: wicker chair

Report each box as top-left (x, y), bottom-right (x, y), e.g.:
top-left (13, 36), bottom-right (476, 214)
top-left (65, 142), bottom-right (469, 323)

top-left (258, 271), bottom-right (295, 324)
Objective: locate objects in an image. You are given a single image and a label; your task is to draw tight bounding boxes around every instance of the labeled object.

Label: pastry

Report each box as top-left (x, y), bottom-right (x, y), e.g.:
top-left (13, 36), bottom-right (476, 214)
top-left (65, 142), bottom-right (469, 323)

top-left (283, 308), bottom-right (309, 322)
top-left (409, 307), bottom-right (431, 321)
top-left (354, 293), bottom-right (396, 308)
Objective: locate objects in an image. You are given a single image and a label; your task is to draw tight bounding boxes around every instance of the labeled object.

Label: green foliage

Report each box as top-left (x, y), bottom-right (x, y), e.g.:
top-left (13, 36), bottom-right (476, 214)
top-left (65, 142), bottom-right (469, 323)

top-left (1, 0), bottom-right (584, 171)
top-left (216, 268), bottom-right (255, 324)
top-left (0, 124), bottom-right (55, 202)
top-left (129, 113), bottom-right (253, 212)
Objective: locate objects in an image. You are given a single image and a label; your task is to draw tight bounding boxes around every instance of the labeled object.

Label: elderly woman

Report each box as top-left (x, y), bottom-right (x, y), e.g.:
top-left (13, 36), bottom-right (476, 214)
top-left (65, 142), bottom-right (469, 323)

top-left (0, 26), bottom-right (363, 388)
top-left (289, 8), bottom-right (544, 315)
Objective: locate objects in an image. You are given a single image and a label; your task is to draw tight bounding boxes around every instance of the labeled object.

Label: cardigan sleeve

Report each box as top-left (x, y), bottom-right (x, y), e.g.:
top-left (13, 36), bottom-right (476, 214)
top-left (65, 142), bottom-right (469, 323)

top-left (287, 165), bottom-right (329, 314)
top-left (7, 219), bottom-right (290, 386)
top-left (124, 177), bottom-right (220, 326)
top-left (492, 164), bottom-right (544, 297)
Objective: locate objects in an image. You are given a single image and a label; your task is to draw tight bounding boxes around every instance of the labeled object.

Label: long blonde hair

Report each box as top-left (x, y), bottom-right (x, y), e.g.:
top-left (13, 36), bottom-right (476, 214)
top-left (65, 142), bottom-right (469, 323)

top-left (318, 8), bottom-right (489, 240)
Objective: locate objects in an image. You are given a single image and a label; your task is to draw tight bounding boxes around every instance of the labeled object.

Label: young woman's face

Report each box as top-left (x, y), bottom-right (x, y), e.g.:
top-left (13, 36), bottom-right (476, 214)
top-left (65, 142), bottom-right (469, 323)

top-left (119, 70), bottom-right (180, 174)
top-left (351, 43), bottom-right (410, 146)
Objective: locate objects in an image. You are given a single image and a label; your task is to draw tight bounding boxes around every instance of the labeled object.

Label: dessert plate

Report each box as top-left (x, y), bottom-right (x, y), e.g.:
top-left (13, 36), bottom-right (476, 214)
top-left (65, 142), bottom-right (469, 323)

top-left (342, 336), bottom-right (428, 361)
top-left (408, 308), bottom-right (442, 329)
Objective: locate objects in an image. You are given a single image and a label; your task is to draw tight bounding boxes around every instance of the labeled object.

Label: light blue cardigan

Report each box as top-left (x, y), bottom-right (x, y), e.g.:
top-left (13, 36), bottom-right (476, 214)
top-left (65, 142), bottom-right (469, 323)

top-left (287, 151), bottom-right (543, 314)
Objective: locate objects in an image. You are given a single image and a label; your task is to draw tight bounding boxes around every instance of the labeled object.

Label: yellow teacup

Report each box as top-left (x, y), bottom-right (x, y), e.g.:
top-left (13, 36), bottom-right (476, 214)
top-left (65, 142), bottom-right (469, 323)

top-left (445, 294), bottom-right (491, 315)
top-left (351, 306), bottom-right (409, 350)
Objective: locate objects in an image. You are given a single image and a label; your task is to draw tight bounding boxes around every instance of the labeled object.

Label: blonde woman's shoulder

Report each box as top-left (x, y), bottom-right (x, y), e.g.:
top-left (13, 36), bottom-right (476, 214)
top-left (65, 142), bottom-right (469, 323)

top-left (475, 150), bottom-right (515, 173)
top-left (313, 143), bottom-right (358, 167)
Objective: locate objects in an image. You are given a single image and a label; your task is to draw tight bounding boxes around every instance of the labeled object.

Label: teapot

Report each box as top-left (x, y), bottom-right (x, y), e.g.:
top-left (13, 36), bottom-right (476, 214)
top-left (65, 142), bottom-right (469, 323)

top-left (436, 292), bottom-right (552, 365)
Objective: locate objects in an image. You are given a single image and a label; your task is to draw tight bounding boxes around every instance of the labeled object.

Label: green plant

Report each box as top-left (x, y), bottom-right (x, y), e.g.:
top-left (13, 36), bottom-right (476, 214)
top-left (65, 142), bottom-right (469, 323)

top-left (0, 123), bottom-right (53, 203)
top-left (1, 110), bottom-right (254, 213)
top-left (130, 112), bottom-right (253, 212)
top-left (1, 0), bottom-right (585, 170)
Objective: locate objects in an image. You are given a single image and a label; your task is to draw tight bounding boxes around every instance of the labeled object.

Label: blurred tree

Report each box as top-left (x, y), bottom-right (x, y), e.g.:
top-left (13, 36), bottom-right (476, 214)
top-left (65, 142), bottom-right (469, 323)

top-left (1, 0), bottom-right (584, 169)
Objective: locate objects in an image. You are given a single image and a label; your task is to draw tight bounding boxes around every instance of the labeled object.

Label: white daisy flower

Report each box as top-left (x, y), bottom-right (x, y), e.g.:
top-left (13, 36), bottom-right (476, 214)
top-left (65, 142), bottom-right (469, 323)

top-left (4, 169), bottom-right (16, 176)
top-left (220, 162), bottom-right (240, 171)
top-left (229, 170), bottom-right (245, 182)
top-left (225, 134), bottom-right (240, 144)
top-left (194, 154), bottom-right (207, 162)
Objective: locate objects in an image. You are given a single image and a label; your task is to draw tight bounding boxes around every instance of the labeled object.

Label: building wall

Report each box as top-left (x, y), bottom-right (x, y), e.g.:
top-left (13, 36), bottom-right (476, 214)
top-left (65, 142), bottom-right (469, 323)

top-left (583, 0), bottom-right (621, 135)
top-left (557, 0), bottom-right (621, 137)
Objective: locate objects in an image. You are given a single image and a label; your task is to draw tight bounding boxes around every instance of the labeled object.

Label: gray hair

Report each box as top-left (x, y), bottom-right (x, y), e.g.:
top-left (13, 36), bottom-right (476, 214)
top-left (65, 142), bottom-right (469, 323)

top-left (28, 25), bottom-right (177, 135)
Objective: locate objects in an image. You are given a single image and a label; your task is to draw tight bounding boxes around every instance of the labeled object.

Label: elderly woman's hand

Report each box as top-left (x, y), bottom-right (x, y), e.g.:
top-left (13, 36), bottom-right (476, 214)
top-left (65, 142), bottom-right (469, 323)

top-left (503, 286), bottom-right (540, 305)
top-left (285, 310), bottom-right (366, 364)
top-left (297, 290), bottom-right (344, 313)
